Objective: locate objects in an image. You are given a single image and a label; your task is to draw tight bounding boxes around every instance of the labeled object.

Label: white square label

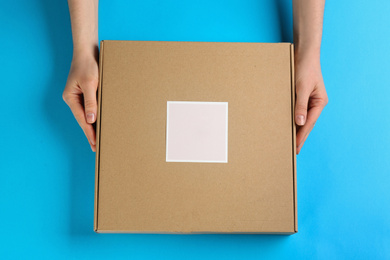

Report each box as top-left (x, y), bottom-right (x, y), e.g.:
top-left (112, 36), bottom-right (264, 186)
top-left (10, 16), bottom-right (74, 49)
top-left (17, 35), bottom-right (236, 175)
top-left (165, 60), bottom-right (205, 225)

top-left (166, 101), bottom-right (228, 163)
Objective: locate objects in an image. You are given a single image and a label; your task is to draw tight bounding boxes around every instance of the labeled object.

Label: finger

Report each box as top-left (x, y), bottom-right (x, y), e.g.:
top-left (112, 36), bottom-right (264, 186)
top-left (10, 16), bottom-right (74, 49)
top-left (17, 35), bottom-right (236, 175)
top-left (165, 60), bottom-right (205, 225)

top-left (296, 105), bottom-right (323, 154)
top-left (67, 94), bottom-right (97, 147)
top-left (295, 87), bottom-right (311, 126)
top-left (297, 131), bottom-right (309, 154)
top-left (82, 79), bottom-right (98, 124)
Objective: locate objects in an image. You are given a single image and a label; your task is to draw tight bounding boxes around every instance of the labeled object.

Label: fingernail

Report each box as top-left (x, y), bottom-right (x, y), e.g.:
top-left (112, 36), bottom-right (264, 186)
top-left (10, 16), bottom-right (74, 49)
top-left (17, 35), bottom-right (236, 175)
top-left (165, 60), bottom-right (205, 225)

top-left (296, 115), bottom-right (305, 126)
top-left (87, 113), bottom-right (95, 123)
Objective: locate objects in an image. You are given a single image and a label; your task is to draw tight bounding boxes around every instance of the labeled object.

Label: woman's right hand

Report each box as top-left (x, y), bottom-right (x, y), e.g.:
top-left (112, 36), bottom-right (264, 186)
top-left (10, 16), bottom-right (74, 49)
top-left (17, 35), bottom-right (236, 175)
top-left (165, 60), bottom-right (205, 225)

top-left (62, 51), bottom-right (99, 152)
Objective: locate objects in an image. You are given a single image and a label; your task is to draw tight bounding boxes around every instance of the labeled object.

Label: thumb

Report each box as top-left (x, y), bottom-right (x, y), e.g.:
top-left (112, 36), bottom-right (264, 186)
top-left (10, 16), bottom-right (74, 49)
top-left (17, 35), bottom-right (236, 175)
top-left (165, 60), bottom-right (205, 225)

top-left (83, 82), bottom-right (98, 124)
top-left (295, 88), bottom-right (310, 126)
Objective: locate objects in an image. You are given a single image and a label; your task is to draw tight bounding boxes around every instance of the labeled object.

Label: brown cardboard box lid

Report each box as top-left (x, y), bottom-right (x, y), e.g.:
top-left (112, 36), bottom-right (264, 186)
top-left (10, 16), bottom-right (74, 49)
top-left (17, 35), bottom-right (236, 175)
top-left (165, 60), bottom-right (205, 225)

top-left (94, 40), bottom-right (297, 234)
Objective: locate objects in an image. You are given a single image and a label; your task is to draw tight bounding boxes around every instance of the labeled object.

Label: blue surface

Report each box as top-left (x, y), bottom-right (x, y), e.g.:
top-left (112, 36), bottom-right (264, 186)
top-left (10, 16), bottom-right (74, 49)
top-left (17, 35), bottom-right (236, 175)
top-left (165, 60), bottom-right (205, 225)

top-left (1, 0), bottom-right (389, 259)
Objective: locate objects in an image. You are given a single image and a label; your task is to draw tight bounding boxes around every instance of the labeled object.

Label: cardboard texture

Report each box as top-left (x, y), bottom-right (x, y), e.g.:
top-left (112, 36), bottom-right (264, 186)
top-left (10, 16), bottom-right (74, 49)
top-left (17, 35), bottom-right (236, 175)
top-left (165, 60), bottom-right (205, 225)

top-left (94, 40), bottom-right (297, 234)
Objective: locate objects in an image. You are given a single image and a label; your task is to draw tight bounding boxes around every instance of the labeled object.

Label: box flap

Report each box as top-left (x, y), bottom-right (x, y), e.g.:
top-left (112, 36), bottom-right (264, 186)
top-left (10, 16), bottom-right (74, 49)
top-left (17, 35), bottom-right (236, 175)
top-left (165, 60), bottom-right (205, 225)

top-left (290, 43), bottom-right (298, 233)
top-left (94, 40), bottom-right (104, 233)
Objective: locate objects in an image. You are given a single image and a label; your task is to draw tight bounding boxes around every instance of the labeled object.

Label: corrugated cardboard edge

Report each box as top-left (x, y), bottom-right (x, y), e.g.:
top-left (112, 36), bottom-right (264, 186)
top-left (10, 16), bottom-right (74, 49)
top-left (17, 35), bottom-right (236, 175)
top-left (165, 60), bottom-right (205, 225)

top-left (95, 230), bottom-right (296, 235)
top-left (94, 40), bottom-right (104, 233)
top-left (290, 43), bottom-right (298, 234)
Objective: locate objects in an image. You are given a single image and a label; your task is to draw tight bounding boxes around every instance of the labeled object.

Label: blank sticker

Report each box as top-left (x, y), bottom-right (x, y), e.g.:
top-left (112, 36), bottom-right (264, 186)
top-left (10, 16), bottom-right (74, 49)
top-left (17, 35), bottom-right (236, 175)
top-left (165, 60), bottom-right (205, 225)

top-left (166, 101), bottom-right (228, 163)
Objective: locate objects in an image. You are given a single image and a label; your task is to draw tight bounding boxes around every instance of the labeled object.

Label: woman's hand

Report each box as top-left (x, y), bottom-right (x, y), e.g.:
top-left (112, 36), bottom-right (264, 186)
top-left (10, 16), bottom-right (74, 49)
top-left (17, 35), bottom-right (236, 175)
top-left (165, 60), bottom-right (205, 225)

top-left (293, 0), bottom-right (327, 154)
top-left (65, 0), bottom-right (99, 152)
top-left (63, 52), bottom-right (99, 152)
top-left (294, 50), bottom-right (328, 154)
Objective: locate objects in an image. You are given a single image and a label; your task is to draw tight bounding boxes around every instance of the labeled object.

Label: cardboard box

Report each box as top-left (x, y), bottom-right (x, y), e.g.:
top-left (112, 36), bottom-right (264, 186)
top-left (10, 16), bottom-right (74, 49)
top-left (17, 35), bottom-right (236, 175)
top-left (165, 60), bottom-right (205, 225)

top-left (94, 40), bottom-right (297, 234)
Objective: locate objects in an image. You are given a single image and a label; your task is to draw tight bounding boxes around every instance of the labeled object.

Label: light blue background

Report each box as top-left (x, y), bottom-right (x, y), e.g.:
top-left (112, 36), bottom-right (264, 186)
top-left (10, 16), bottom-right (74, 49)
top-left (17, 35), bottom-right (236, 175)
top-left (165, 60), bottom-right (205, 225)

top-left (1, 0), bottom-right (389, 259)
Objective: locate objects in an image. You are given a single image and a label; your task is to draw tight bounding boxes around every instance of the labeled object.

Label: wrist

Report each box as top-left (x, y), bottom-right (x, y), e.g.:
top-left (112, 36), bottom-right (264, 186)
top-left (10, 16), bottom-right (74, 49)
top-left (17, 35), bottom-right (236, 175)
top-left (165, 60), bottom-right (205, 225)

top-left (294, 43), bottom-right (321, 65)
top-left (72, 41), bottom-right (99, 61)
